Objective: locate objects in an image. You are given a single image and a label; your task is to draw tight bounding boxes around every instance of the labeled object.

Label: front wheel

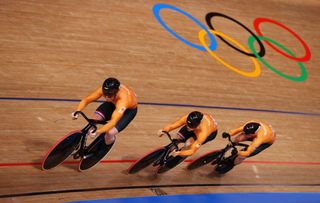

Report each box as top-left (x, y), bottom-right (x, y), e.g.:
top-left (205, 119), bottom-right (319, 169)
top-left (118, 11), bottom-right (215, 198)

top-left (42, 130), bottom-right (83, 170)
top-left (215, 156), bottom-right (235, 174)
top-left (187, 150), bottom-right (222, 170)
top-left (127, 147), bottom-right (166, 174)
top-left (78, 135), bottom-right (114, 171)
top-left (157, 155), bottom-right (188, 174)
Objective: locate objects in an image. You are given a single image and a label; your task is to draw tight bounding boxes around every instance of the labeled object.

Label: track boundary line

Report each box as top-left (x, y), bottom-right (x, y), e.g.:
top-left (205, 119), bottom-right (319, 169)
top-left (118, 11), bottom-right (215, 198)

top-left (1, 183), bottom-right (320, 198)
top-left (1, 97), bottom-right (319, 116)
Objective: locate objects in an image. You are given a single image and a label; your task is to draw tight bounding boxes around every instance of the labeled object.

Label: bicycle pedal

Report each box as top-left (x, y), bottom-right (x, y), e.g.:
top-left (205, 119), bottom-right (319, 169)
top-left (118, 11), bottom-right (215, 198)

top-left (153, 162), bottom-right (160, 167)
top-left (74, 144), bottom-right (81, 151)
top-left (210, 160), bottom-right (218, 165)
top-left (73, 152), bottom-right (80, 159)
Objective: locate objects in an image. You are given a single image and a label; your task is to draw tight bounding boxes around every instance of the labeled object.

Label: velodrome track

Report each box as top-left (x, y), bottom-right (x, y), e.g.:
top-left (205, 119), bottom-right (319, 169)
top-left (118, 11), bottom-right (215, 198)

top-left (0, 0), bottom-right (319, 202)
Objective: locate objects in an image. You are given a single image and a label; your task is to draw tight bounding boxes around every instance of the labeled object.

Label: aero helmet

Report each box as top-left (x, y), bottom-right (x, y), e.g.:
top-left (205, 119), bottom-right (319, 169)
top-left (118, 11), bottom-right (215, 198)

top-left (102, 78), bottom-right (120, 97)
top-left (243, 122), bottom-right (260, 135)
top-left (187, 111), bottom-right (203, 129)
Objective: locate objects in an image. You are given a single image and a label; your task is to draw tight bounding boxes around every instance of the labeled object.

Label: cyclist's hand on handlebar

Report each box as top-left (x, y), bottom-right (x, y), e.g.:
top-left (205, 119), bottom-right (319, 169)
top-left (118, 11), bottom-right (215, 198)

top-left (88, 129), bottom-right (97, 139)
top-left (71, 111), bottom-right (79, 120)
top-left (222, 132), bottom-right (230, 138)
top-left (157, 129), bottom-right (166, 137)
top-left (231, 148), bottom-right (238, 155)
top-left (171, 150), bottom-right (179, 157)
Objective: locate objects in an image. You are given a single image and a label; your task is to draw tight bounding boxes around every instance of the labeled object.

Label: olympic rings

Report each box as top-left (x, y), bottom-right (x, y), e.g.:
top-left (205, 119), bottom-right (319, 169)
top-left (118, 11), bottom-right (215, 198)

top-left (199, 29), bottom-right (261, 77)
top-left (205, 12), bottom-right (265, 58)
top-left (254, 18), bottom-right (311, 62)
top-left (153, 3), bottom-right (217, 51)
top-left (152, 3), bottom-right (312, 82)
top-left (248, 35), bottom-right (307, 82)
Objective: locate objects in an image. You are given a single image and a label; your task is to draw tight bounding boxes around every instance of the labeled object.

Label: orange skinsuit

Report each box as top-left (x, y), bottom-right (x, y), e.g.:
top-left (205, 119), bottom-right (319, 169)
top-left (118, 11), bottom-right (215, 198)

top-left (228, 121), bottom-right (276, 157)
top-left (76, 84), bottom-right (137, 134)
top-left (162, 113), bottom-right (217, 156)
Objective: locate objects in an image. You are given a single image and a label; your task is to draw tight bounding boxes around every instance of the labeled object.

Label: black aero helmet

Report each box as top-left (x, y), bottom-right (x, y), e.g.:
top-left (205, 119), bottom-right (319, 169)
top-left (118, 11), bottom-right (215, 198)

top-left (187, 111), bottom-right (203, 129)
top-left (102, 77), bottom-right (120, 97)
top-left (243, 122), bottom-right (260, 135)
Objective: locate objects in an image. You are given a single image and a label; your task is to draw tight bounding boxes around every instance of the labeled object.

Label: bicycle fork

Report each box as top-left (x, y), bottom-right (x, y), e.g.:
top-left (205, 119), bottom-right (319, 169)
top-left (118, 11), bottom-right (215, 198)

top-left (73, 123), bottom-right (91, 159)
top-left (153, 143), bottom-right (175, 166)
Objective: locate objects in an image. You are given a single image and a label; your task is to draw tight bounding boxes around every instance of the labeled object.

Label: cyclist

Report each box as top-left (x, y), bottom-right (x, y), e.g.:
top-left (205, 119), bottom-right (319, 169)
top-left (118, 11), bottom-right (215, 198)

top-left (72, 77), bottom-right (138, 149)
top-left (157, 111), bottom-right (218, 157)
top-left (222, 121), bottom-right (276, 165)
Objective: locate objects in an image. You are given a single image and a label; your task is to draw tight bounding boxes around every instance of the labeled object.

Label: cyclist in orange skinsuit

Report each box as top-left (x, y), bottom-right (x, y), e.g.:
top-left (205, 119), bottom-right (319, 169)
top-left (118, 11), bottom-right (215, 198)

top-left (223, 121), bottom-right (276, 165)
top-left (158, 111), bottom-right (218, 157)
top-left (72, 78), bottom-right (137, 146)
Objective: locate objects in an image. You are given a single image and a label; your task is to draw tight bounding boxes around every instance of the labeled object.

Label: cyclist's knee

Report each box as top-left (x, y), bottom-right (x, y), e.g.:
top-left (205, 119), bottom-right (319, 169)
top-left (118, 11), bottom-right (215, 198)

top-left (185, 138), bottom-right (194, 147)
top-left (104, 129), bottom-right (118, 145)
top-left (109, 127), bottom-right (119, 136)
top-left (234, 155), bottom-right (246, 165)
top-left (93, 113), bottom-right (104, 121)
top-left (104, 134), bottom-right (115, 145)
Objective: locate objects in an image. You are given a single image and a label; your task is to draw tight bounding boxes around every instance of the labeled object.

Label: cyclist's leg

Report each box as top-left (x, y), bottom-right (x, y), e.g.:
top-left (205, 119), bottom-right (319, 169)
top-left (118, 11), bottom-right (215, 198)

top-left (93, 102), bottom-right (115, 145)
top-left (248, 143), bottom-right (272, 157)
top-left (234, 155), bottom-right (246, 165)
top-left (202, 130), bottom-right (218, 145)
top-left (176, 125), bottom-right (196, 149)
top-left (104, 107), bottom-right (138, 145)
top-left (94, 102), bottom-right (116, 121)
top-left (181, 130), bottom-right (217, 153)
top-left (184, 137), bottom-right (195, 148)
top-left (234, 143), bottom-right (272, 164)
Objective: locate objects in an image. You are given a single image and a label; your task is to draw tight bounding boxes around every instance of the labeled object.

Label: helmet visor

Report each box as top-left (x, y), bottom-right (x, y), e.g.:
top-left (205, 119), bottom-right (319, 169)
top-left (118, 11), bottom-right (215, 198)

top-left (187, 120), bottom-right (198, 129)
top-left (103, 88), bottom-right (118, 97)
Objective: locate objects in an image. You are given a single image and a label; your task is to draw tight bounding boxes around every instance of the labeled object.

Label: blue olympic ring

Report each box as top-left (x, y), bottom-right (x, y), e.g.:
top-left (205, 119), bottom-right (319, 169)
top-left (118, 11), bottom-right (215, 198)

top-left (153, 3), bottom-right (217, 51)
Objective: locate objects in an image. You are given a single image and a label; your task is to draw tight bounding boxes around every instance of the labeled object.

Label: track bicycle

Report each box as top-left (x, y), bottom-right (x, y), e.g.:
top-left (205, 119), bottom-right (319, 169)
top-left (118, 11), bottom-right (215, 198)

top-left (42, 111), bottom-right (113, 171)
top-left (127, 131), bottom-right (187, 174)
top-left (187, 133), bottom-right (248, 174)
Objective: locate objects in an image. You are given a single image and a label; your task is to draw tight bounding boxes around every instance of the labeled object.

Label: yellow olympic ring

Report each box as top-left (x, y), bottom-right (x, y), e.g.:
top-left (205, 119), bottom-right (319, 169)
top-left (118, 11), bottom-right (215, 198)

top-left (198, 29), bottom-right (261, 77)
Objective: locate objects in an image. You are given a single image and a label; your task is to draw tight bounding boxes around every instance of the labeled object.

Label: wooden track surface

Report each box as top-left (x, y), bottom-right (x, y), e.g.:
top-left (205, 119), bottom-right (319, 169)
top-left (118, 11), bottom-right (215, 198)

top-left (0, 0), bottom-right (319, 202)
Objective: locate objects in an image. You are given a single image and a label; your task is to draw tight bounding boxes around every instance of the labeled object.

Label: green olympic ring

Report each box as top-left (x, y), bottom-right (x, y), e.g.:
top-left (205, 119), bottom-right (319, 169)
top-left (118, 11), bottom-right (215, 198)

top-left (153, 3), bottom-right (311, 82)
top-left (248, 35), bottom-right (307, 82)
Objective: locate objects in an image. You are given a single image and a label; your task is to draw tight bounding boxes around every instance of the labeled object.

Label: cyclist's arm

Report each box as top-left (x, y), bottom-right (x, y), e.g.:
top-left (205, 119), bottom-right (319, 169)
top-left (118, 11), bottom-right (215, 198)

top-left (97, 103), bottom-right (127, 134)
top-left (163, 115), bottom-right (187, 132)
top-left (229, 126), bottom-right (244, 136)
top-left (76, 87), bottom-right (102, 111)
top-left (176, 131), bottom-right (207, 156)
top-left (176, 140), bottom-right (201, 156)
top-left (238, 136), bottom-right (263, 157)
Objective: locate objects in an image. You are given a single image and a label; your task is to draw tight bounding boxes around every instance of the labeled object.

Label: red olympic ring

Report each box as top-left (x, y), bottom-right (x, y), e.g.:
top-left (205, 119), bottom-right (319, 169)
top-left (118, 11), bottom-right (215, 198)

top-left (254, 18), bottom-right (311, 62)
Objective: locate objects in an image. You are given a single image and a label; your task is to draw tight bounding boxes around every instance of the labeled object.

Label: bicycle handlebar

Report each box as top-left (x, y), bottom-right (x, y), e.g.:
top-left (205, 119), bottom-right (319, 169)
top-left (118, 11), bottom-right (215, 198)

top-left (74, 111), bottom-right (107, 133)
top-left (162, 131), bottom-right (179, 150)
top-left (75, 111), bottom-right (91, 122)
top-left (74, 111), bottom-right (106, 124)
top-left (225, 134), bottom-right (249, 154)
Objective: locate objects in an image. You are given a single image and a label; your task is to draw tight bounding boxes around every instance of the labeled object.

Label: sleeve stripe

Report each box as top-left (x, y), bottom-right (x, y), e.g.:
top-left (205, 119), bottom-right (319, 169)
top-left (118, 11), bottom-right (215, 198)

top-left (95, 111), bottom-right (105, 120)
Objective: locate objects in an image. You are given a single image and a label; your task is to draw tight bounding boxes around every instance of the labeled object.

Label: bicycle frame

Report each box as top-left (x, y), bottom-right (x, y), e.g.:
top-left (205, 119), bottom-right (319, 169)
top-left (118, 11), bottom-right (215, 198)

top-left (42, 111), bottom-right (108, 170)
top-left (72, 111), bottom-right (106, 159)
top-left (153, 131), bottom-right (179, 166)
top-left (214, 135), bottom-right (248, 167)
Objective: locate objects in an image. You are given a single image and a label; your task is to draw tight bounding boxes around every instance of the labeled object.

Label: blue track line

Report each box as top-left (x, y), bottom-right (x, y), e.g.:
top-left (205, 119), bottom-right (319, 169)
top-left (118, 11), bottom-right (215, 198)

top-left (0, 97), bottom-right (319, 116)
top-left (69, 192), bottom-right (320, 203)
top-left (1, 183), bottom-right (320, 198)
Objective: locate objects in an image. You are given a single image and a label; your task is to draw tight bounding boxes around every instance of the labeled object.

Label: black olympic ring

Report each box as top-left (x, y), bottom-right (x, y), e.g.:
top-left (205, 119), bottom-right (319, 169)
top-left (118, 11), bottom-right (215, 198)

top-left (205, 12), bottom-right (266, 58)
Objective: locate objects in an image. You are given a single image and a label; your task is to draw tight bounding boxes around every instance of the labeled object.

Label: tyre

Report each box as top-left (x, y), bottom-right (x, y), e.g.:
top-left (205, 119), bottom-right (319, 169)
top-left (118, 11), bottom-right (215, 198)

top-left (187, 150), bottom-right (222, 170)
top-left (127, 147), bottom-right (166, 174)
top-left (78, 135), bottom-right (114, 171)
top-left (215, 157), bottom-right (235, 174)
top-left (42, 131), bottom-right (83, 170)
top-left (157, 156), bottom-right (187, 174)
